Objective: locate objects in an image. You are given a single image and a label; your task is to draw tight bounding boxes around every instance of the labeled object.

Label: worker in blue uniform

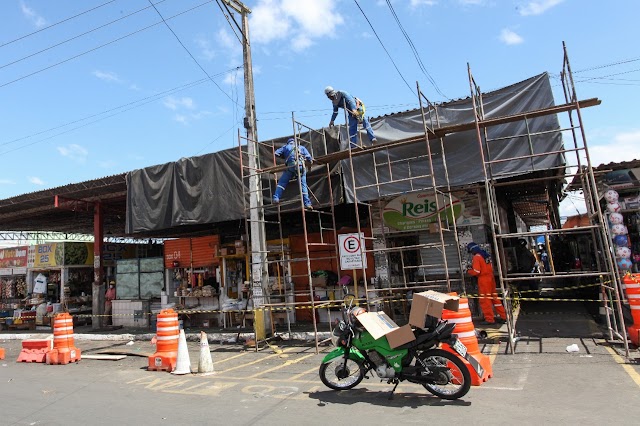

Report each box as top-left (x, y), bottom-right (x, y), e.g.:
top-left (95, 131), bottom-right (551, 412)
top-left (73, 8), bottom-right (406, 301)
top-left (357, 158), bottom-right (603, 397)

top-left (325, 86), bottom-right (377, 148)
top-left (272, 138), bottom-right (314, 209)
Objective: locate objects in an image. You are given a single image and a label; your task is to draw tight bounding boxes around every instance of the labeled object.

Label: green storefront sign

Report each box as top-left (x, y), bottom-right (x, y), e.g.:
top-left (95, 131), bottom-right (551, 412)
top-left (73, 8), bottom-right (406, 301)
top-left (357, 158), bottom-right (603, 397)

top-left (382, 192), bottom-right (464, 231)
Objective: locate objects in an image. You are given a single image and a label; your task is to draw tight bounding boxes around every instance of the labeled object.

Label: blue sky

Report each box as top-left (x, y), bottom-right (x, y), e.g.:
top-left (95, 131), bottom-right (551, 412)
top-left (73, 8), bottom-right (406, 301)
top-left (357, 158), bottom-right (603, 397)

top-left (1, 0), bottom-right (639, 219)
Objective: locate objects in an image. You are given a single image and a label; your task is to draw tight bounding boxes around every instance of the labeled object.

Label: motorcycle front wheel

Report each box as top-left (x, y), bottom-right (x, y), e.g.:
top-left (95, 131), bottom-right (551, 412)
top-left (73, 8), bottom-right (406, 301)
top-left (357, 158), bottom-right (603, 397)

top-left (418, 349), bottom-right (471, 400)
top-left (319, 357), bottom-right (365, 390)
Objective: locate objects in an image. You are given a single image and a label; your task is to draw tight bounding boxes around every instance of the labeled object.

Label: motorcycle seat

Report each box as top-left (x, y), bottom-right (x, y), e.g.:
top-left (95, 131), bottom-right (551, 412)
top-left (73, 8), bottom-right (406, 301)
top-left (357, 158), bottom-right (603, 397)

top-left (394, 322), bottom-right (456, 350)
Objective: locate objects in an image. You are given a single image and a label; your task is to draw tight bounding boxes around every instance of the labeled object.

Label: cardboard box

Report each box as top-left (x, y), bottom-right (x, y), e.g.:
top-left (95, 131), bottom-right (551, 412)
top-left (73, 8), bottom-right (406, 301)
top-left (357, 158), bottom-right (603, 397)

top-left (235, 247), bottom-right (247, 255)
top-left (234, 240), bottom-right (245, 248)
top-left (219, 247), bottom-right (235, 256)
top-left (409, 290), bottom-right (459, 328)
top-left (356, 312), bottom-right (416, 348)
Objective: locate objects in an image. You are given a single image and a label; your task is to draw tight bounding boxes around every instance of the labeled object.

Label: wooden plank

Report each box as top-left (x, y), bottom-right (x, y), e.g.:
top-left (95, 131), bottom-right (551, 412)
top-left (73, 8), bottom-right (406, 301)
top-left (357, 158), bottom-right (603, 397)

top-left (83, 354), bottom-right (127, 361)
top-left (261, 98), bottom-right (601, 175)
top-left (97, 348), bottom-right (154, 357)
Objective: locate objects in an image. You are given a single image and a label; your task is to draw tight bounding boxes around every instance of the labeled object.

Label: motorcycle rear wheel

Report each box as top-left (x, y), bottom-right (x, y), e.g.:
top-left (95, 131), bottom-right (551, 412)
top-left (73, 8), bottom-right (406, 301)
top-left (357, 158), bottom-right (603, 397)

top-left (319, 357), bottom-right (365, 390)
top-left (418, 349), bottom-right (471, 400)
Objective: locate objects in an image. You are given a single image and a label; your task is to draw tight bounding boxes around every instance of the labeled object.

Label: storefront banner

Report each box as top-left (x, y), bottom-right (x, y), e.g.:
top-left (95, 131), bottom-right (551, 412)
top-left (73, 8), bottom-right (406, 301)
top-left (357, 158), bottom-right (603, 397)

top-left (0, 268), bottom-right (12, 276)
top-left (34, 243), bottom-right (59, 267)
top-left (383, 192), bottom-right (464, 231)
top-left (102, 243), bottom-right (136, 266)
top-left (0, 246), bottom-right (28, 268)
top-left (63, 242), bottom-right (93, 266)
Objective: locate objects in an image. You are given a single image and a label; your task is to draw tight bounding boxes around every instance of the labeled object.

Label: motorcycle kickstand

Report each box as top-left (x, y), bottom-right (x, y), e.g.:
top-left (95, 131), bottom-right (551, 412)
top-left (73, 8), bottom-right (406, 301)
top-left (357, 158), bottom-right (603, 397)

top-left (387, 379), bottom-right (400, 400)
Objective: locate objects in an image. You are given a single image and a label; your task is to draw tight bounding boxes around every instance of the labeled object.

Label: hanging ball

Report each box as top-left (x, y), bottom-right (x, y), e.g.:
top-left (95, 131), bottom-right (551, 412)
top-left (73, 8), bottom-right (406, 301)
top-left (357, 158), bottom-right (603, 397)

top-left (617, 258), bottom-right (633, 270)
top-left (613, 235), bottom-right (629, 247)
top-left (609, 212), bottom-right (624, 225)
top-left (611, 224), bottom-right (628, 235)
top-left (606, 202), bottom-right (621, 213)
top-left (604, 189), bottom-right (619, 203)
top-left (616, 246), bottom-right (632, 259)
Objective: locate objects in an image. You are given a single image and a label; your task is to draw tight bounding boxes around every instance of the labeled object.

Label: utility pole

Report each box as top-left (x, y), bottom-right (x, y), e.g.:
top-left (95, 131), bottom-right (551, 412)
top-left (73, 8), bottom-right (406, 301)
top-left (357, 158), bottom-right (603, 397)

top-left (221, 0), bottom-right (269, 340)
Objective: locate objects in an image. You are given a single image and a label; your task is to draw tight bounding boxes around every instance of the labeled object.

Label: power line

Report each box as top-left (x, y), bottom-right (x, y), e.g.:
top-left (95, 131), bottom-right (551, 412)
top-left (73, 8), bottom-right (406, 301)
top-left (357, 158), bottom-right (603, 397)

top-left (0, 0), bottom-right (215, 90)
top-left (384, 0), bottom-right (448, 100)
top-left (0, 66), bottom-right (241, 150)
top-left (1, 0), bottom-right (170, 71)
top-left (0, 0), bottom-right (117, 49)
top-left (148, 0), bottom-right (238, 106)
top-left (352, 0), bottom-right (415, 96)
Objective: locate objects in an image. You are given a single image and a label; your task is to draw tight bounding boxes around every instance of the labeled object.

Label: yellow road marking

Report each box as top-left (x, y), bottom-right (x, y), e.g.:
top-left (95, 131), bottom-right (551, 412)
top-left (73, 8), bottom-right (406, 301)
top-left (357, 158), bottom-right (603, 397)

top-left (220, 347), bottom-right (294, 374)
top-left (488, 343), bottom-right (500, 366)
top-left (247, 353), bottom-right (317, 378)
top-left (289, 365), bottom-right (319, 381)
top-left (212, 352), bottom-right (249, 365)
top-left (605, 346), bottom-right (640, 388)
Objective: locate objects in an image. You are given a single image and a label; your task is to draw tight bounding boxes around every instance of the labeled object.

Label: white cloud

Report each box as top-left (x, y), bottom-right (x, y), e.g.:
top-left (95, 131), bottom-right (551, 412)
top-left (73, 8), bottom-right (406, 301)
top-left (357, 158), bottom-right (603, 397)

top-left (250, 0), bottom-right (344, 52)
top-left (20, 1), bottom-right (46, 28)
top-left (163, 96), bottom-right (196, 110)
top-left (57, 144), bottom-right (88, 163)
top-left (195, 37), bottom-right (216, 61)
top-left (0, 179), bottom-right (16, 184)
top-left (28, 176), bottom-right (45, 185)
top-left (588, 130), bottom-right (640, 167)
top-left (518, 0), bottom-right (564, 16)
top-left (174, 114), bottom-right (189, 125)
top-left (499, 28), bottom-right (524, 45)
top-left (92, 70), bottom-right (121, 83)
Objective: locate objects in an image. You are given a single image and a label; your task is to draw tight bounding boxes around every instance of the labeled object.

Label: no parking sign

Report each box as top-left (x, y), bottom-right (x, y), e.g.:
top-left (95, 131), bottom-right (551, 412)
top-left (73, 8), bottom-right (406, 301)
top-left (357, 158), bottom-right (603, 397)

top-left (338, 233), bottom-right (367, 269)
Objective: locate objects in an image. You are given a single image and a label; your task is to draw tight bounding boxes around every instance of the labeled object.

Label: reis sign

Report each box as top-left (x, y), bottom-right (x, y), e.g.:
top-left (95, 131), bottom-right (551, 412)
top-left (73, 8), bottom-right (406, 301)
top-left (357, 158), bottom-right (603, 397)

top-left (382, 192), bottom-right (463, 231)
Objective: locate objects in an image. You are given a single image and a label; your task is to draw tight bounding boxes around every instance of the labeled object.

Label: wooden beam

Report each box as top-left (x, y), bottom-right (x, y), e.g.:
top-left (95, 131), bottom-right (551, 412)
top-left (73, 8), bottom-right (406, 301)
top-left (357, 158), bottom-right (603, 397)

top-left (262, 98), bottom-right (601, 175)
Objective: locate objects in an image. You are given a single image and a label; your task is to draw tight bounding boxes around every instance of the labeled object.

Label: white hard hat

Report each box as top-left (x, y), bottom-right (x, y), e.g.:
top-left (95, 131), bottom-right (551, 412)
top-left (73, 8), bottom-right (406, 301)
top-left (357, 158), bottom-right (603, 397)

top-left (324, 86), bottom-right (335, 96)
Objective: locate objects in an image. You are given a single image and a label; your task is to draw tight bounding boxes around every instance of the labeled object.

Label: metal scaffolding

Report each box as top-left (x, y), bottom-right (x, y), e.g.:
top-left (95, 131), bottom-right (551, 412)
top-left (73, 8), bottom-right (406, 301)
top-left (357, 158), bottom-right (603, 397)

top-left (238, 42), bottom-right (628, 356)
top-left (466, 42), bottom-right (629, 356)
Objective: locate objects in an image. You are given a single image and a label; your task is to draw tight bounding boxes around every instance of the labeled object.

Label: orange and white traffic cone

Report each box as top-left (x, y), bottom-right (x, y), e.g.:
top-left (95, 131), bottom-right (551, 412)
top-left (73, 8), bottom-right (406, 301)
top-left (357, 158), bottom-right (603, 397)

top-left (46, 312), bottom-right (81, 365)
top-left (148, 309), bottom-right (180, 372)
top-left (442, 295), bottom-right (492, 385)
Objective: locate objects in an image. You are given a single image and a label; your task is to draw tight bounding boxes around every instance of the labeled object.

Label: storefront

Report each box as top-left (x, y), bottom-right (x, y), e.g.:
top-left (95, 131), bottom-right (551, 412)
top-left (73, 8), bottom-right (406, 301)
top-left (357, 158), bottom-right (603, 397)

top-left (0, 246), bottom-right (28, 330)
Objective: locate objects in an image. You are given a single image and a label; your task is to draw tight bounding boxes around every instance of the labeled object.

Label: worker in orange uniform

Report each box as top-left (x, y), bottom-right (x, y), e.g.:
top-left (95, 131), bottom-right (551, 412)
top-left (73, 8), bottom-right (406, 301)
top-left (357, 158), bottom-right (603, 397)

top-left (105, 280), bottom-right (116, 325)
top-left (466, 242), bottom-right (506, 325)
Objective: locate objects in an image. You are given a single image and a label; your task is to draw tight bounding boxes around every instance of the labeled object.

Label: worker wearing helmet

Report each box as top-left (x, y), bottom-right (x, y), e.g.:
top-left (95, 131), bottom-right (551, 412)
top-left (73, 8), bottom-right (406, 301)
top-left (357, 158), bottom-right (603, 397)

top-left (325, 86), bottom-right (377, 148)
top-left (273, 137), bottom-right (314, 209)
top-left (466, 242), bottom-right (506, 325)
top-left (105, 280), bottom-right (116, 325)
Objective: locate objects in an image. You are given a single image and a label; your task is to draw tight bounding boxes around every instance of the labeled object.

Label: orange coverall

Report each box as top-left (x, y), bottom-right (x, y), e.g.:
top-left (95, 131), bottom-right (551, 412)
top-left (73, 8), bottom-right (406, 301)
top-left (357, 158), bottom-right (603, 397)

top-left (467, 253), bottom-right (506, 323)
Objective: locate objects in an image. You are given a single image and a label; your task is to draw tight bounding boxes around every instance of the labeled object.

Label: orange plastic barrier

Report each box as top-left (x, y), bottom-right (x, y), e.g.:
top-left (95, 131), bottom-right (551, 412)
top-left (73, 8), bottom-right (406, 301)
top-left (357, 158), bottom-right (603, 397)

top-left (0, 347), bottom-right (5, 360)
top-left (442, 296), bottom-right (492, 386)
top-left (623, 274), bottom-right (640, 347)
top-left (148, 309), bottom-right (180, 372)
top-left (46, 312), bottom-right (81, 365)
top-left (17, 338), bottom-right (53, 363)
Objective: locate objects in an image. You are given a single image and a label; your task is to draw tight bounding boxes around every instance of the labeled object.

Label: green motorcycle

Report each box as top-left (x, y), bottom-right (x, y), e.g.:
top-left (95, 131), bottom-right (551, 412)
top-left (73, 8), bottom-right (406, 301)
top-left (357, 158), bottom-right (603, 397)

top-left (319, 295), bottom-right (473, 400)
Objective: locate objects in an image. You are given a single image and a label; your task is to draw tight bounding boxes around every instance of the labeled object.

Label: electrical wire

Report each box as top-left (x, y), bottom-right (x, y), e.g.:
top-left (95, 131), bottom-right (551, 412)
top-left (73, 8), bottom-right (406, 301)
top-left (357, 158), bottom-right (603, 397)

top-left (0, 66), bottom-right (241, 150)
top-left (384, 0), bottom-right (448, 100)
top-left (148, 0), bottom-right (238, 106)
top-left (0, 0), bottom-right (214, 90)
top-left (1, 0), bottom-right (170, 71)
top-left (352, 0), bottom-right (415, 96)
top-left (0, 0), bottom-right (117, 49)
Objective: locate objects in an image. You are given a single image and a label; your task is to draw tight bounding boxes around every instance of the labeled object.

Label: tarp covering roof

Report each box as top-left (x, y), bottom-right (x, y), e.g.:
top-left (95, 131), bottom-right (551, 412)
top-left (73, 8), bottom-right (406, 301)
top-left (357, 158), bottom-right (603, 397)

top-left (126, 72), bottom-right (564, 234)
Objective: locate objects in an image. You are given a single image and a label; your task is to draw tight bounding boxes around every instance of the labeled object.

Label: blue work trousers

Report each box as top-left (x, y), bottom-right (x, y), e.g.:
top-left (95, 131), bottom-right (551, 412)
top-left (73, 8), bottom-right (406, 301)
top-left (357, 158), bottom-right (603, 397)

top-left (274, 166), bottom-right (311, 206)
top-left (348, 115), bottom-right (375, 147)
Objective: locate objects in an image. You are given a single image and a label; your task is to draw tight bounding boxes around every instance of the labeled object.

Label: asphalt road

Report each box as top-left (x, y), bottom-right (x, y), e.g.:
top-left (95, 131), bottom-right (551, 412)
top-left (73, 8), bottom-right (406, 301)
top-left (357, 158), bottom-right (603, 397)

top-left (1, 335), bottom-right (640, 426)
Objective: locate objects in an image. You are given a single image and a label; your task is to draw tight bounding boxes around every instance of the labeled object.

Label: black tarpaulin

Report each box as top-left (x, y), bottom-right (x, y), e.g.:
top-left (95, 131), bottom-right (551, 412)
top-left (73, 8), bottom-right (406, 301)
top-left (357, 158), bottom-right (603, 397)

top-left (126, 73), bottom-right (563, 234)
top-left (342, 73), bottom-right (562, 202)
